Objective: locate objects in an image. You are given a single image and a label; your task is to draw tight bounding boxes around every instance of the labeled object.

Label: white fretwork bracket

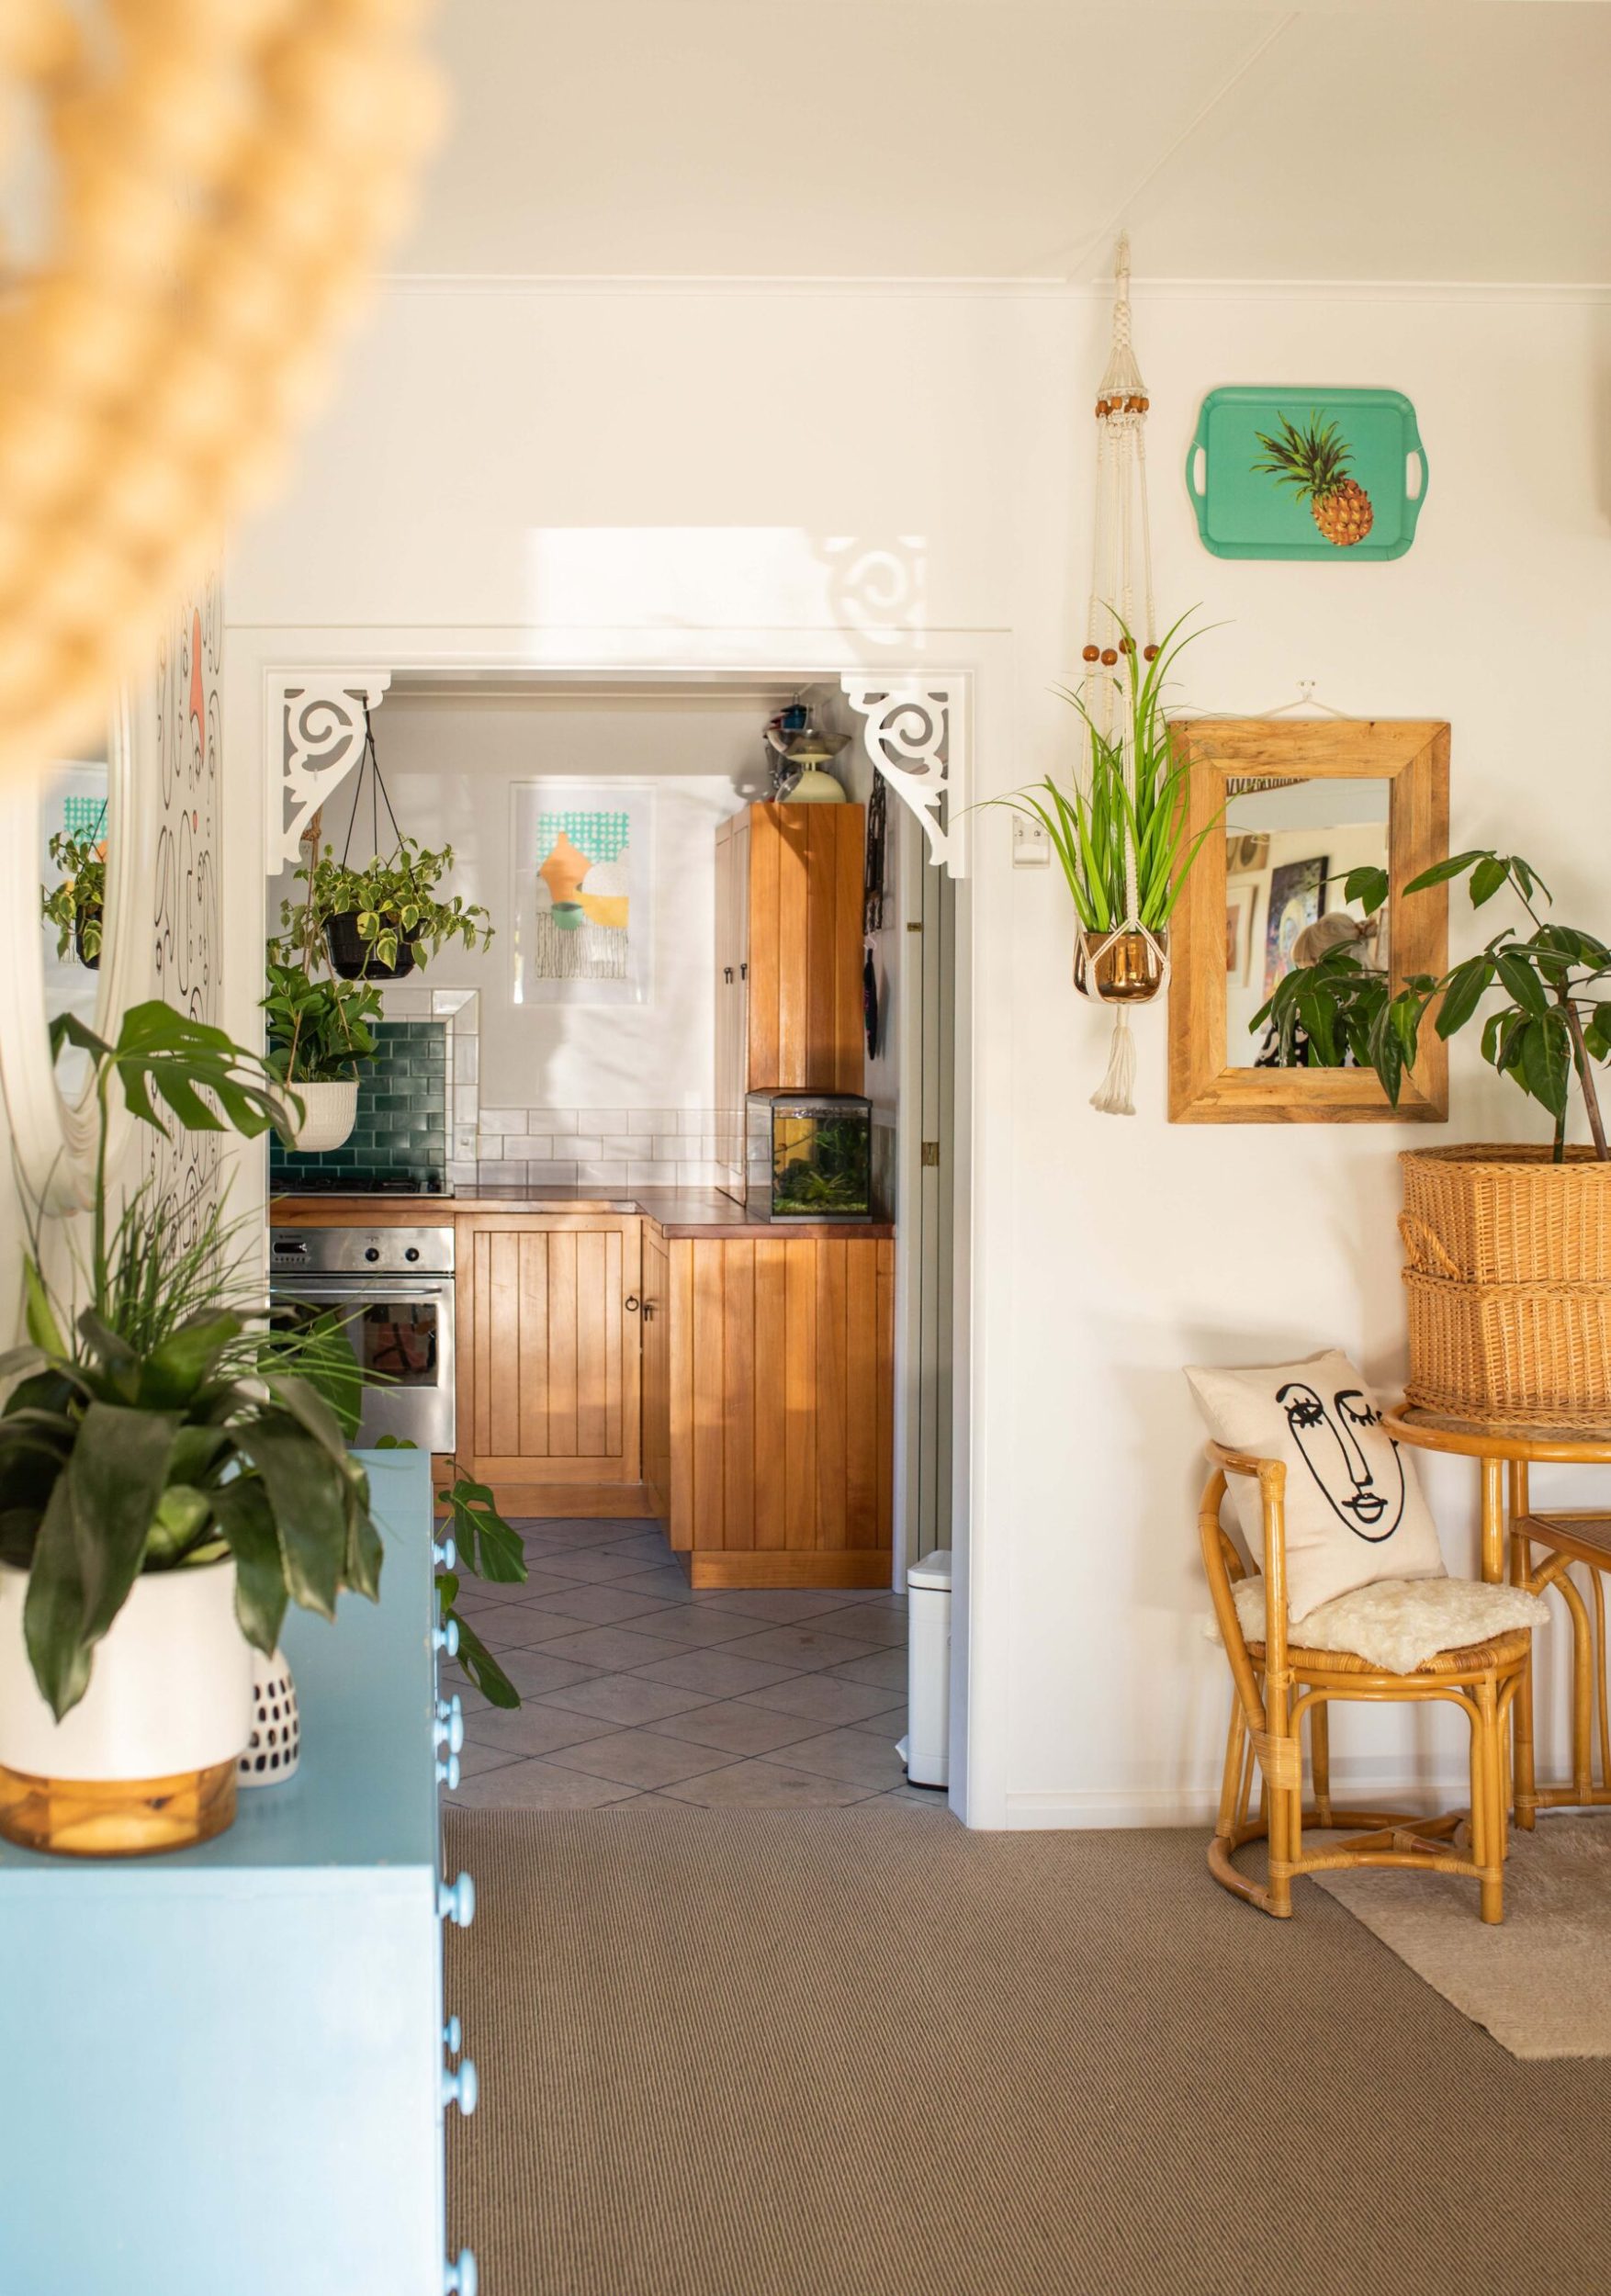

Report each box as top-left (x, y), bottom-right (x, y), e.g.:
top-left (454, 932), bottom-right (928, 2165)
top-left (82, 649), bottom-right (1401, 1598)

top-left (266, 670), bottom-right (392, 872)
top-left (839, 678), bottom-right (966, 878)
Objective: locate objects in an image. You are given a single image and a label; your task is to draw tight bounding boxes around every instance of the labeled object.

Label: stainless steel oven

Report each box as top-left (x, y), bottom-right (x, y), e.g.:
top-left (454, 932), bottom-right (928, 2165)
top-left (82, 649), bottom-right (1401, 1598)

top-left (269, 1225), bottom-right (456, 1455)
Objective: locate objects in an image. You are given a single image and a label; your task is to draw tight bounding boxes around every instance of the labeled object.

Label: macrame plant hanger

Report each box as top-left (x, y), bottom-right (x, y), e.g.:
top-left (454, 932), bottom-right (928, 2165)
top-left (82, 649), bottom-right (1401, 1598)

top-left (1076, 234), bottom-right (1164, 1118)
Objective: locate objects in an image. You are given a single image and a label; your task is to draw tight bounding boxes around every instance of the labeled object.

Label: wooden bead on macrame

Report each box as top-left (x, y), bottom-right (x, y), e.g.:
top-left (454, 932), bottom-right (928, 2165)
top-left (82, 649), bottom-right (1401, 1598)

top-left (1100, 647), bottom-right (1118, 666)
top-left (1143, 644), bottom-right (1159, 660)
top-left (1118, 636), bottom-right (1134, 654)
top-left (1082, 645), bottom-right (1100, 663)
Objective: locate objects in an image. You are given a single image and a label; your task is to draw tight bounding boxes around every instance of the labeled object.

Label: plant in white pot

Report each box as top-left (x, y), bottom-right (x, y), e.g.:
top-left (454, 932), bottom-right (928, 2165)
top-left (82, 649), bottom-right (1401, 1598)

top-left (1265, 848), bottom-right (1611, 1427)
top-left (262, 960), bottom-right (384, 1153)
top-left (0, 1003), bottom-right (385, 1857)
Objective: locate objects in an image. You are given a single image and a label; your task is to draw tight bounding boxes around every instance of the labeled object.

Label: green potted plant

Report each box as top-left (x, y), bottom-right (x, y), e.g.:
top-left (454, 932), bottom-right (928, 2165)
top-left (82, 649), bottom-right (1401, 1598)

top-left (262, 960), bottom-right (384, 1153)
top-left (40, 828), bottom-right (107, 969)
top-left (993, 613), bottom-right (1217, 1003)
top-left (1263, 848), bottom-right (1611, 1425)
top-left (0, 1002), bottom-right (386, 1857)
top-left (283, 836), bottom-right (493, 981)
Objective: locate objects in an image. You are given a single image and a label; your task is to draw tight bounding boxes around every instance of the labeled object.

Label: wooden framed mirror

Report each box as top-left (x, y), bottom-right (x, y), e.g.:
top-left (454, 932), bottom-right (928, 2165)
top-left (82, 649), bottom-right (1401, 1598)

top-left (1167, 718), bottom-right (1450, 1123)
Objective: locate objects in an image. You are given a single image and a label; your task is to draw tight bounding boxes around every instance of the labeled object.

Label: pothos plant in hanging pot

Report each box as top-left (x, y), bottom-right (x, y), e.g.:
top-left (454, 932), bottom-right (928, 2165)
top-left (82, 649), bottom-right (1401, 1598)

top-left (0, 1003), bottom-right (387, 1858)
top-left (40, 827), bottom-right (107, 970)
top-left (290, 838), bottom-right (494, 981)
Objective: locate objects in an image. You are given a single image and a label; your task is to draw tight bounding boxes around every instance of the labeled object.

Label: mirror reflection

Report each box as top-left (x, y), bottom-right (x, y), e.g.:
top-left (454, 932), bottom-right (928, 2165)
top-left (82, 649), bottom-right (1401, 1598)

top-left (39, 737), bottom-right (110, 1106)
top-left (1223, 775), bottom-right (1390, 1066)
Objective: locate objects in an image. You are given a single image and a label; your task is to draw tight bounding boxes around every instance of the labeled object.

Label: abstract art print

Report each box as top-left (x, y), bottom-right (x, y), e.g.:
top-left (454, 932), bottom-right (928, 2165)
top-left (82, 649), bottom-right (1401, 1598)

top-left (511, 782), bottom-right (653, 1006)
top-left (1263, 853), bottom-right (1328, 997)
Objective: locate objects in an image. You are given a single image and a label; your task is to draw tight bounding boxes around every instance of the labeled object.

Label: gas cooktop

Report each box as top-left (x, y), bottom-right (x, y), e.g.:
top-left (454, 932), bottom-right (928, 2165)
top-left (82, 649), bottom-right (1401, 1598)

top-left (269, 1170), bottom-right (453, 1198)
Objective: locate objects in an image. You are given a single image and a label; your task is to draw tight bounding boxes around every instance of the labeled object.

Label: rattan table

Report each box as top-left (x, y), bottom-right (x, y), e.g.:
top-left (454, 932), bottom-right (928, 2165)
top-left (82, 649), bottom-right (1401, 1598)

top-left (1382, 1407), bottom-right (1611, 1828)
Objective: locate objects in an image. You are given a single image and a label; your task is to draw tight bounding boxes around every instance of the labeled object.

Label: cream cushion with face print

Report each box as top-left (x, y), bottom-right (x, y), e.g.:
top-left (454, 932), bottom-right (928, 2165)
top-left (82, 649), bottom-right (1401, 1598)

top-left (1186, 1350), bottom-right (1447, 1625)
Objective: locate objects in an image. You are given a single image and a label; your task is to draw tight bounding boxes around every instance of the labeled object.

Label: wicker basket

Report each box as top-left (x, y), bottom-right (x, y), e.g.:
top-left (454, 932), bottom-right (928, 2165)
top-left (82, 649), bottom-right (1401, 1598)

top-left (1400, 1145), bottom-right (1611, 1428)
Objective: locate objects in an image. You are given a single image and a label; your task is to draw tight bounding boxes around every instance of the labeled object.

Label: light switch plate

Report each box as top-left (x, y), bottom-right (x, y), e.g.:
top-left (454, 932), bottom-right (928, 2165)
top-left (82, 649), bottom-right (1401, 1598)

top-left (1011, 811), bottom-right (1051, 868)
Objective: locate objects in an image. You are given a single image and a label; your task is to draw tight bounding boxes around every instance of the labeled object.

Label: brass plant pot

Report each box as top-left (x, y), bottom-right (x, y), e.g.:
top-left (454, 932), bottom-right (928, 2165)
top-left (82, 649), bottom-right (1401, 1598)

top-left (1075, 928), bottom-right (1166, 1005)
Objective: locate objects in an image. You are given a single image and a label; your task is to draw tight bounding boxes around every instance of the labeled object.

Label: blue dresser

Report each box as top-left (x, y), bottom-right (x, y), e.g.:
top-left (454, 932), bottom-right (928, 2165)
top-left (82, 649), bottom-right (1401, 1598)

top-left (0, 1450), bottom-right (479, 2296)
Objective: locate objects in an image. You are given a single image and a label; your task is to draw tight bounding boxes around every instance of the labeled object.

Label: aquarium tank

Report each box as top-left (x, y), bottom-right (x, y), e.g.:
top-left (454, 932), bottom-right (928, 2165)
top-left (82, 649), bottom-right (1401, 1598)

top-left (746, 1091), bottom-right (873, 1222)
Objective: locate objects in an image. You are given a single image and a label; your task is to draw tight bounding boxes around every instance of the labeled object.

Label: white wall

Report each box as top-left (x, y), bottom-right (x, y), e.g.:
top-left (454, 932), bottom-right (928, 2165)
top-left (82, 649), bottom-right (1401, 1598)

top-left (228, 276), bottom-right (1611, 1824)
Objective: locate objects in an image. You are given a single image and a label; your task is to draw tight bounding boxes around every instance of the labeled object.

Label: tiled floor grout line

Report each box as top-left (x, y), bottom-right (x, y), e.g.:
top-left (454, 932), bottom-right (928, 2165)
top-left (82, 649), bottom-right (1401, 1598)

top-left (445, 1517), bottom-right (941, 1814)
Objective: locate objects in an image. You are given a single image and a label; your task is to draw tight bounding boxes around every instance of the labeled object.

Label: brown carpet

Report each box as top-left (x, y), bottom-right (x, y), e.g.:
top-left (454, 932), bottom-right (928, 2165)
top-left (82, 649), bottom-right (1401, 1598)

top-left (445, 1804), bottom-right (1611, 2296)
top-left (1316, 1810), bottom-right (1611, 2059)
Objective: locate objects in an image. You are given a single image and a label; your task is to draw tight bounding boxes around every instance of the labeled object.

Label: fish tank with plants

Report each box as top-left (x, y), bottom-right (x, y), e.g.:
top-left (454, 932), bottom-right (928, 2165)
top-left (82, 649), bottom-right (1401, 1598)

top-left (746, 1091), bottom-right (873, 1222)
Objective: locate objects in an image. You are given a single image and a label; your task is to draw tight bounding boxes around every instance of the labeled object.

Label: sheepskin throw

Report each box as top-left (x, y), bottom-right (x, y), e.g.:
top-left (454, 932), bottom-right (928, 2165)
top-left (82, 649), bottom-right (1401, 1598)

top-left (1187, 1350), bottom-right (1446, 1621)
top-left (1229, 1573), bottom-right (1549, 1677)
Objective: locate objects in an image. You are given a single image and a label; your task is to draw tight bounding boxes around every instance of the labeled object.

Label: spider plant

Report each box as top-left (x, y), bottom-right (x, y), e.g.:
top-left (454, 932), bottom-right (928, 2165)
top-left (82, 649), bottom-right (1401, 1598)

top-left (994, 611), bottom-right (1218, 935)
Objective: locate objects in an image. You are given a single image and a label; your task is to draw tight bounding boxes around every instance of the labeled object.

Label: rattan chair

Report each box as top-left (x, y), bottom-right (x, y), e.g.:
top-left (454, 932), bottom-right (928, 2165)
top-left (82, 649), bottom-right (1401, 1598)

top-left (1200, 1441), bottom-right (1532, 1924)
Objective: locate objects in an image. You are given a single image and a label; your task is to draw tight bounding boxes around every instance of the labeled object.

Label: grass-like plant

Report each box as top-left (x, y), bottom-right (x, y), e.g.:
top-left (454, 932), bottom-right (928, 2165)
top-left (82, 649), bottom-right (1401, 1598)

top-left (1256, 848), bottom-right (1611, 1163)
top-left (993, 612), bottom-right (1218, 937)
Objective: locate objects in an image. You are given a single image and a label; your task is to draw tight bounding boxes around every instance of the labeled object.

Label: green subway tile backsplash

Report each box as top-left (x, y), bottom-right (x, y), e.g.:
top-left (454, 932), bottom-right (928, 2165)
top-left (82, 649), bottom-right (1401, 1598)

top-left (270, 1019), bottom-right (449, 1187)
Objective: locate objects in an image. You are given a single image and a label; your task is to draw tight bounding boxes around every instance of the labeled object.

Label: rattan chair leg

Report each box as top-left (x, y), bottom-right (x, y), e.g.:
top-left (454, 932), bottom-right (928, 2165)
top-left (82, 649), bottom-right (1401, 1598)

top-left (1310, 1703), bottom-right (1333, 1829)
top-left (1512, 1538), bottom-right (1538, 1832)
top-left (1473, 1682), bottom-right (1504, 1925)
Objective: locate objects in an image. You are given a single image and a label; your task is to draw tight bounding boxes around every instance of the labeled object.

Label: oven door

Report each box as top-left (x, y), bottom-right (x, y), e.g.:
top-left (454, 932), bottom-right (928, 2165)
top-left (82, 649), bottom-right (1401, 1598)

top-left (270, 1277), bottom-right (456, 1457)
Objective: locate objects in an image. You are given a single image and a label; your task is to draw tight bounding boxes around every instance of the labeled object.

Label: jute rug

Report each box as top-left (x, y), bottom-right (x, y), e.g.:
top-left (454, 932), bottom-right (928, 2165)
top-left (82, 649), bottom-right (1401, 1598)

top-left (443, 1805), bottom-right (1611, 2296)
top-left (1315, 1809), bottom-right (1611, 2060)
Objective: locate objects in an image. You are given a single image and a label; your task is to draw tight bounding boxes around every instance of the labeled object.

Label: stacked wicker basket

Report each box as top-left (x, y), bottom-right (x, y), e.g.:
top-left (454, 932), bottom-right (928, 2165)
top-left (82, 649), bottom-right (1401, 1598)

top-left (1400, 1145), bottom-right (1611, 1429)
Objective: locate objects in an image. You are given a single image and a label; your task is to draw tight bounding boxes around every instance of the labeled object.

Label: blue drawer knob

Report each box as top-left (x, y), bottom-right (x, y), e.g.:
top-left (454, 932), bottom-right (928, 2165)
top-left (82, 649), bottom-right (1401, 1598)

top-left (432, 1618), bottom-right (460, 1658)
top-left (436, 1693), bottom-right (464, 1731)
top-left (444, 2014), bottom-right (462, 2053)
top-left (442, 2056), bottom-right (479, 2116)
top-left (445, 2251), bottom-right (477, 2296)
top-left (433, 1535), bottom-right (457, 1570)
top-left (434, 1705), bottom-right (466, 1755)
top-left (436, 1752), bottom-right (461, 1791)
top-left (439, 1871), bottom-right (476, 1928)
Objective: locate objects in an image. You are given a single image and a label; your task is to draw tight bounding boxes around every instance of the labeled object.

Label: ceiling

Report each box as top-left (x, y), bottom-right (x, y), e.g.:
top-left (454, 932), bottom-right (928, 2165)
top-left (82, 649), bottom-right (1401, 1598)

top-left (393, 2), bottom-right (1611, 284)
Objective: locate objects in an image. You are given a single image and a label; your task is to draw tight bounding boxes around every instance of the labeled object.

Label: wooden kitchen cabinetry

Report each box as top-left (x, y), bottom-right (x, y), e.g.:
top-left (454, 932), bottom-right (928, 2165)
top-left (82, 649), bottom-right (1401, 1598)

top-left (456, 1211), bottom-right (646, 1513)
top-left (646, 1230), bottom-right (895, 1588)
top-left (715, 803), bottom-right (865, 1184)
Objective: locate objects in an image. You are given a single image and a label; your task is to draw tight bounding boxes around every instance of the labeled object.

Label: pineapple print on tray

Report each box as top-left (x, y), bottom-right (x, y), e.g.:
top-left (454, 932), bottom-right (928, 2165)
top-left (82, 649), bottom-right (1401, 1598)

top-left (511, 782), bottom-right (653, 1006)
top-left (1187, 387), bottom-right (1427, 561)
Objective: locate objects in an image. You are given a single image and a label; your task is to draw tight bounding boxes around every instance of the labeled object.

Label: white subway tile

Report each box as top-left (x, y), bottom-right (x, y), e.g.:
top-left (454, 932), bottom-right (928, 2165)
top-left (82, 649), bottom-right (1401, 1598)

top-left (529, 1109), bottom-right (578, 1133)
top-left (479, 1108), bottom-right (528, 1134)
top-left (576, 1162), bottom-right (628, 1187)
top-left (627, 1161), bottom-right (683, 1187)
top-left (446, 1162), bottom-right (478, 1188)
top-left (453, 1127), bottom-right (478, 1158)
top-left (525, 1160), bottom-right (579, 1186)
top-left (652, 1135), bottom-right (684, 1162)
top-left (601, 1133), bottom-right (636, 1158)
top-left (627, 1109), bottom-right (679, 1134)
top-left (677, 1110), bottom-right (711, 1135)
top-left (576, 1109), bottom-right (622, 1133)
top-left (522, 1135), bottom-right (551, 1162)
top-left (476, 1161), bottom-right (529, 1186)
top-left (453, 1038), bottom-right (479, 1083)
top-left (454, 1084), bottom-right (479, 1122)
top-left (570, 1135), bottom-right (603, 1160)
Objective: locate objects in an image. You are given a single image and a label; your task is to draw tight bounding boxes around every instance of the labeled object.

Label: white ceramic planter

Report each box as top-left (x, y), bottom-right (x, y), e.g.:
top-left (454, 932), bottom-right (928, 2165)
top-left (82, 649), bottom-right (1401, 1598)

top-left (238, 1648), bottom-right (301, 1786)
top-left (282, 1077), bottom-right (359, 1154)
top-left (0, 1559), bottom-right (253, 1782)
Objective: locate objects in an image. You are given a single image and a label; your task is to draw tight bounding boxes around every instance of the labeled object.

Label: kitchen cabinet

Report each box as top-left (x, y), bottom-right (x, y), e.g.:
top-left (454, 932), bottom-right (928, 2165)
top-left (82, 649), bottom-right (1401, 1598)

top-left (641, 1221), bottom-right (672, 1522)
top-left (654, 1232), bottom-right (895, 1588)
top-left (715, 802), bottom-right (865, 1185)
top-left (456, 1211), bottom-right (644, 1510)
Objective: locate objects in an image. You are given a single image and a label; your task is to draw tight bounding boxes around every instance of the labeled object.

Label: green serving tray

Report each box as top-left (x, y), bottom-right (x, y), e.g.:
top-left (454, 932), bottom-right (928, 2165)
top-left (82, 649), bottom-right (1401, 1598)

top-left (1187, 386), bottom-right (1427, 561)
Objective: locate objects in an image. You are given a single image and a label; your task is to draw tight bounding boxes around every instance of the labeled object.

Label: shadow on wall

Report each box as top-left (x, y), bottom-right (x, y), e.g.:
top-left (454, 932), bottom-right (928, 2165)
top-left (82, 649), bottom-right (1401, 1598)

top-left (524, 527), bottom-right (929, 650)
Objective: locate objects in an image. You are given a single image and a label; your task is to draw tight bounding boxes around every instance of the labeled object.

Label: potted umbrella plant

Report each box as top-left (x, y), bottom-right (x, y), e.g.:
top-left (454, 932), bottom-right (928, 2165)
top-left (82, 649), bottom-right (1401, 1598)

top-left (1261, 846), bottom-right (1611, 1427)
top-left (0, 1002), bottom-right (387, 1858)
top-left (262, 959), bottom-right (384, 1153)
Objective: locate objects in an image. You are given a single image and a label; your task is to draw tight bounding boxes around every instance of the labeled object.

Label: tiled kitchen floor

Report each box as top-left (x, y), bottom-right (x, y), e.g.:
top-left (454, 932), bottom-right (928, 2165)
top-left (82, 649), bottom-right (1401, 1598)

top-left (443, 1519), bottom-right (942, 1812)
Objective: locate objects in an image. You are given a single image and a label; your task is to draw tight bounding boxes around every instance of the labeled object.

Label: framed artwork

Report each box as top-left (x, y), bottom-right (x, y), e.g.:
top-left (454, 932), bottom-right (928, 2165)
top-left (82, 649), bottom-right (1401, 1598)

top-left (1262, 854), bottom-right (1328, 997)
top-left (511, 781), bottom-right (653, 1007)
top-left (1225, 881), bottom-right (1257, 987)
top-left (1226, 830), bottom-right (1269, 878)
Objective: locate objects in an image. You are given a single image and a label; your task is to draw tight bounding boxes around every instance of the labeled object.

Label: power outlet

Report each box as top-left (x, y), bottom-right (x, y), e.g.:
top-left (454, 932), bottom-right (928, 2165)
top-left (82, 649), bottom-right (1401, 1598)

top-left (1011, 811), bottom-right (1051, 868)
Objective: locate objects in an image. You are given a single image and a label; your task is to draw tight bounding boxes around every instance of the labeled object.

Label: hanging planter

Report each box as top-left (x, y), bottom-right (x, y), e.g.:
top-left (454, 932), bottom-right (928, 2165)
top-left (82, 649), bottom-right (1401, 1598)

top-left (41, 827), bottom-right (107, 971)
top-left (262, 965), bottom-right (383, 1151)
top-left (987, 238), bottom-right (1217, 1117)
top-left (324, 911), bottom-right (422, 980)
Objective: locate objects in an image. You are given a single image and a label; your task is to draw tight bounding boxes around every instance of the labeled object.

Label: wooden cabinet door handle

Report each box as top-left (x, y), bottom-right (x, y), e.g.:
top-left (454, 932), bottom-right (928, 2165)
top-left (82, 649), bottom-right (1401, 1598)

top-left (625, 1294), bottom-right (640, 1313)
top-left (723, 966), bottom-right (734, 985)
top-left (639, 1300), bottom-right (656, 1322)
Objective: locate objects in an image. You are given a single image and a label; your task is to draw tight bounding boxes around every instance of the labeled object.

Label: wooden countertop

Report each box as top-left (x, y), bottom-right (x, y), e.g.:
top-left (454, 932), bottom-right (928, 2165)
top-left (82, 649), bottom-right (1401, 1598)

top-left (268, 1185), bottom-right (896, 1242)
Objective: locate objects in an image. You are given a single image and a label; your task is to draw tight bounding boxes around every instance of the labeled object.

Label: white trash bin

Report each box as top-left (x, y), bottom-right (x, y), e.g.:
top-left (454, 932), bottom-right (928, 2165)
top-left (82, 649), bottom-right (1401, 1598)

top-left (898, 1547), bottom-right (952, 1789)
